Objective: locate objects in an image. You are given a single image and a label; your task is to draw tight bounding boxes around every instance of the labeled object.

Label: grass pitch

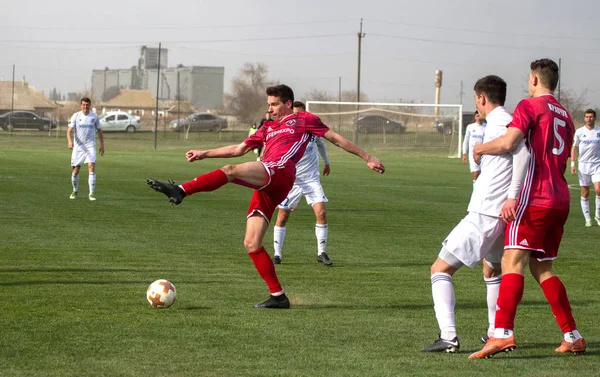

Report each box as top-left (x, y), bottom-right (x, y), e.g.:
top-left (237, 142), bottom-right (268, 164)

top-left (0, 134), bottom-right (598, 376)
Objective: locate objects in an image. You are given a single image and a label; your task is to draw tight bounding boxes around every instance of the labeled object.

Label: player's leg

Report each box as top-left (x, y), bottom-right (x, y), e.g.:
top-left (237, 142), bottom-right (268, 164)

top-left (578, 171), bottom-right (592, 226)
top-left (70, 165), bottom-right (81, 199)
top-left (470, 160), bottom-right (481, 187)
top-left (273, 208), bottom-right (291, 264)
top-left (312, 202), bottom-right (331, 265)
top-left (482, 259), bottom-right (501, 343)
top-left (593, 178), bottom-right (600, 226)
top-left (87, 162), bottom-right (96, 200)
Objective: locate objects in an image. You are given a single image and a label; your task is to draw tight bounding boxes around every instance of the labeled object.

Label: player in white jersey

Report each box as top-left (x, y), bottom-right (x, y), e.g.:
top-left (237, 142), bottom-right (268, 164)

top-left (67, 98), bottom-right (104, 201)
top-left (423, 75), bottom-right (530, 353)
top-left (462, 111), bottom-right (486, 184)
top-left (571, 109), bottom-right (600, 227)
top-left (272, 101), bottom-right (333, 266)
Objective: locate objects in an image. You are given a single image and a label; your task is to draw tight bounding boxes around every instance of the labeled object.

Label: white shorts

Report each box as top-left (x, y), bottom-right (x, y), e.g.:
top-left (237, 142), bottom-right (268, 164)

top-left (578, 162), bottom-right (600, 186)
top-left (441, 212), bottom-right (505, 269)
top-left (468, 157), bottom-right (481, 173)
top-left (278, 180), bottom-right (328, 210)
top-left (71, 146), bottom-right (96, 166)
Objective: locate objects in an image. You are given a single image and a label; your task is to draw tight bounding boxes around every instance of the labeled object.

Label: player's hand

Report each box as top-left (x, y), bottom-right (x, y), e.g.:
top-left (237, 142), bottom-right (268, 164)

top-left (473, 143), bottom-right (482, 165)
top-left (186, 150), bottom-right (207, 162)
top-left (462, 154), bottom-right (467, 164)
top-left (68, 141), bottom-right (73, 150)
top-left (99, 145), bottom-right (104, 156)
top-left (500, 198), bottom-right (518, 223)
top-left (322, 164), bottom-right (330, 176)
top-left (367, 156), bottom-right (385, 174)
top-left (571, 166), bottom-right (576, 175)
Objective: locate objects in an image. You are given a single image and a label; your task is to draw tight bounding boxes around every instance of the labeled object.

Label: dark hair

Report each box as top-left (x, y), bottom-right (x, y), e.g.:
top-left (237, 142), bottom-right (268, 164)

top-left (293, 101), bottom-right (305, 110)
top-left (585, 109), bottom-right (597, 118)
top-left (530, 58), bottom-right (559, 91)
top-left (266, 84), bottom-right (294, 104)
top-left (474, 110), bottom-right (479, 115)
top-left (473, 75), bottom-right (507, 106)
top-left (80, 97), bottom-right (91, 104)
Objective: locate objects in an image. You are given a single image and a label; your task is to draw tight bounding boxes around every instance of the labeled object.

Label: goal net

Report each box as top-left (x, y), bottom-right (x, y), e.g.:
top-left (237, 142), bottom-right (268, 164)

top-left (306, 101), bottom-right (464, 157)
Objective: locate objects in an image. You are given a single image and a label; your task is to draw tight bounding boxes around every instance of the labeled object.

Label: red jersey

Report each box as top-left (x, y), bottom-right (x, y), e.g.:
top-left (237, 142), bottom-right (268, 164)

top-left (244, 111), bottom-right (330, 172)
top-left (509, 94), bottom-right (575, 210)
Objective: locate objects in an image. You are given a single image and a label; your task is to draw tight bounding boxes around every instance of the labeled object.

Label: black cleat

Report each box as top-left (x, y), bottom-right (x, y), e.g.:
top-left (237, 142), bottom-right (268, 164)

top-left (421, 336), bottom-right (460, 353)
top-left (317, 252), bottom-right (333, 266)
top-left (147, 178), bottom-right (186, 205)
top-left (273, 255), bottom-right (282, 265)
top-left (253, 294), bottom-right (290, 309)
top-left (481, 334), bottom-right (490, 344)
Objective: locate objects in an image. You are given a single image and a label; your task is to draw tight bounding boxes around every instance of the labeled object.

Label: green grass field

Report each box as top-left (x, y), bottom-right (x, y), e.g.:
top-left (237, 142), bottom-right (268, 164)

top-left (1, 134), bottom-right (598, 376)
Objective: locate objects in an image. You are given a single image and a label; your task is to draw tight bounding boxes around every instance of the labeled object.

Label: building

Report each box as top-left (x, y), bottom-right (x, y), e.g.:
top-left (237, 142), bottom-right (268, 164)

top-left (91, 67), bottom-right (142, 102)
top-left (100, 89), bottom-right (168, 116)
top-left (0, 81), bottom-right (56, 115)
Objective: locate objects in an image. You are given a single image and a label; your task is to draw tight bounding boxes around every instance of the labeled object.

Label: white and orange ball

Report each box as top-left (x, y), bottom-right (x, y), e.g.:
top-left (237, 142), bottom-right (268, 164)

top-left (147, 279), bottom-right (177, 308)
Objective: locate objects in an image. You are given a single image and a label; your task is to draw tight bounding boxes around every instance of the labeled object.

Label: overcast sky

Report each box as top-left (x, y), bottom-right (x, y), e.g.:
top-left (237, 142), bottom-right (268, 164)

top-left (2, 0), bottom-right (599, 114)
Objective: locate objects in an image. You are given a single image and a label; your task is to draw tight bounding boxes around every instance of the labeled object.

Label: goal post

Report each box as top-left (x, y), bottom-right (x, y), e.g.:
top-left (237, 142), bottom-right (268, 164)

top-left (306, 101), bottom-right (463, 157)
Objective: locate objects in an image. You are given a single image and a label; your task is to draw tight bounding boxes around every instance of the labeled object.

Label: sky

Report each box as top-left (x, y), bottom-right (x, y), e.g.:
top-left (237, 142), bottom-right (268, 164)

top-left (2, 0), bottom-right (600, 114)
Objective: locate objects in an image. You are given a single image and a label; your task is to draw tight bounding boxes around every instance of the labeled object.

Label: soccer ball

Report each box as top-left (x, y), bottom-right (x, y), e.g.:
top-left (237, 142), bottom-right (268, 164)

top-left (147, 279), bottom-right (177, 308)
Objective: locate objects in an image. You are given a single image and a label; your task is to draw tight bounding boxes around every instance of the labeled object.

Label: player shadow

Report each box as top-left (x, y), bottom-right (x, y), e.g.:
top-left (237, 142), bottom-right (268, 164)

top-left (0, 267), bottom-right (142, 273)
top-left (178, 305), bottom-right (212, 311)
top-left (295, 302), bottom-right (483, 310)
top-left (0, 279), bottom-right (216, 287)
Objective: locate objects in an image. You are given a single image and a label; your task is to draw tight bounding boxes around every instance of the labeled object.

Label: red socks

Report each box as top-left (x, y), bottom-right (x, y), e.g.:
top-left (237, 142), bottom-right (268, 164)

top-left (249, 246), bottom-right (283, 294)
top-left (541, 276), bottom-right (577, 333)
top-left (181, 169), bottom-right (229, 195)
top-left (494, 273), bottom-right (524, 330)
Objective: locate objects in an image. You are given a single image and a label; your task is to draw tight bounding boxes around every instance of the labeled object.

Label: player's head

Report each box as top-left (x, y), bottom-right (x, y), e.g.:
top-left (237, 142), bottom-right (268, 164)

top-left (293, 101), bottom-right (306, 113)
top-left (80, 97), bottom-right (91, 115)
top-left (473, 75), bottom-right (506, 118)
top-left (528, 58), bottom-right (559, 96)
top-left (584, 109), bottom-right (596, 127)
top-left (474, 110), bottom-right (482, 123)
top-left (266, 84), bottom-right (294, 120)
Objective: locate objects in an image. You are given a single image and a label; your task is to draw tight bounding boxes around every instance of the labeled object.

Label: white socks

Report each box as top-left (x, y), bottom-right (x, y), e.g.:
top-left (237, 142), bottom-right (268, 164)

top-left (273, 226), bottom-right (286, 258)
top-left (596, 196), bottom-right (600, 218)
top-left (88, 172), bottom-right (96, 195)
top-left (565, 330), bottom-right (583, 342)
top-left (316, 224), bottom-right (328, 255)
top-left (581, 197), bottom-right (591, 222)
top-left (431, 272), bottom-right (456, 340)
top-left (484, 275), bottom-right (502, 337)
top-left (72, 173), bottom-right (79, 192)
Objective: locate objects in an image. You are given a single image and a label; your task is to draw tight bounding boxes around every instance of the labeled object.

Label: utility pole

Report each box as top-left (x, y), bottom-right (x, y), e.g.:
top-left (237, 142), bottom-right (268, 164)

top-left (557, 58), bottom-right (562, 102)
top-left (355, 19), bottom-right (365, 144)
top-left (459, 80), bottom-right (464, 105)
top-left (177, 68), bottom-right (181, 131)
top-left (10, 65), bottom-right (14, 131)
top-left (338, 76), bottom-right (342, 133)
top-left (154, 43), bottom-right (161, 151)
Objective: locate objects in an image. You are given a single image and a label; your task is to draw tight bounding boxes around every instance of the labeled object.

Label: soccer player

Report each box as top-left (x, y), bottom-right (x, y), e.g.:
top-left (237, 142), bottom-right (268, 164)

top-left (469, 59), bottom-right (586, 359)
top-left (272, 101), bottom-right (333, 266)
top-left (571, 109), bottom-right (600, 227)
top-left (67, 97), bottom-right (104, 201)
top-left (462, 110), bottom-right (486, 184)
top-left (147, 84), bottom-right (385, 309)
top-left (422, 75), bottom-right (530, 353)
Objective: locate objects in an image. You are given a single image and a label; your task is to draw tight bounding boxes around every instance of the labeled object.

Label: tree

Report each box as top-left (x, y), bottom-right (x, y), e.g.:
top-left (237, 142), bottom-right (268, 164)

top-left (224, 63), bottom-right (273, 123)
top-left (559, 88), bottom-right (589, 123)
top-left (102, 86), bottom-right (121, 102)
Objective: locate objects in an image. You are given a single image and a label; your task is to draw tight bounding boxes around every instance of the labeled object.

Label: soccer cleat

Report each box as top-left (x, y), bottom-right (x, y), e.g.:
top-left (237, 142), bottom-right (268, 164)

top-left (88, 194), bottom-right (96, 201)
top-left (273, 255), bottom-right (282, 265)
top-left (555, 338), bottom-right (586, 355)
top-left (468, 336), bottom-right (517, 359)
top-left (253, 294), bottom-right (290, 309)
top-left (421, 336), bottom-right (460, 353)
top-left (147, 178), bottom-right (186, 205)
top-left (481, 334), bottom-right (490, 344)
top-left (317, 252), bottom-right (333, 266)
top-left (595, 216), bottom-right (600, 226)
top-left (585, 220), bottom-right (592, 227)
top-left (69, 191), bottom-right (78, 200)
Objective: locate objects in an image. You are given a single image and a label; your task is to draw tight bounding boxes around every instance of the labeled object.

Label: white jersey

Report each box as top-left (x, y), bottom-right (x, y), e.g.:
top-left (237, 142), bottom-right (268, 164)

top-left (69, 111), bottom-right (101, 149)
top-left (574, 125), bottom-right (600, 165)
top-left (467, 107), bottom-right (513, 217)
top-left (462, 122), bottom-right (486, 155)
top-left (295, 135), bottom-right (329, 182)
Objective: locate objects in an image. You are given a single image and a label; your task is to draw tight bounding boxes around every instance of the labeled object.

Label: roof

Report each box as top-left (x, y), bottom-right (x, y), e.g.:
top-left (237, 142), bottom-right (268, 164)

top-left (166, 100), bottom-right (197, 114)
top-left (0, 81), bottom-right (57, 112)
top-left (101, 89), bottom-right (168, 109)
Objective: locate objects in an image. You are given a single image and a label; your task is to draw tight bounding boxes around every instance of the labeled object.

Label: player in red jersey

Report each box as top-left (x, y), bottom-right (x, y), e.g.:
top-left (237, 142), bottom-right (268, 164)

top-left (147, 84), bottom-right (385, 309)
top-left (469, 59), bottom-right (586, 359)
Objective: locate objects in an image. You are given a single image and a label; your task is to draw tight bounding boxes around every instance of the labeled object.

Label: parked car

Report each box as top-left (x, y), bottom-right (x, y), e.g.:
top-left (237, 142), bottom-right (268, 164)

top-left (354, 114), bottom-right (406, 134)
top-left (98, 111), bottom-right (141, 132)
top-left (433, 112), bottom-right (476, 135)
top-left (0, 111), bottom-right (57, 131)
top-left (169, 112), bottom-right (227, 132)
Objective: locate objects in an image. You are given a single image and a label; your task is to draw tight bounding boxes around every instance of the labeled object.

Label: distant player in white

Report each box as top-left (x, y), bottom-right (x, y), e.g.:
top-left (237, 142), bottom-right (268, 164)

top-left (462, 110), bottom-right (486, 185)
top-left (571, 109), bottom-right (600, 227)
top-left (67, 97), bottom-right (104, 201)
top-left (422, 75), bottom-right (530, 353)
top-left (273, 101), bottom-right (333, 266)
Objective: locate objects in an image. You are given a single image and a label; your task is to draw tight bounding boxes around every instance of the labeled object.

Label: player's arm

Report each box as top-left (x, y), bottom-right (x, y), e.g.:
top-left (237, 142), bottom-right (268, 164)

top-left (186, 142), bottom-right (251, 162)
top-left (323, 129), bottom-right (384, 174)
top-left (96, 118), bottom-right (104, 156)
top-left (570, 133), bottom-right (579, 175)
top-left (67, 114), bottom-right (75, 149)
top-left (462, 127), bottom-right (470, 163)
top-left (473, 127), bottom-right (524, 164)
top-left (500, 140), bottom-right (530, 222)
top-left (315, 137), bottom-right (330, 176)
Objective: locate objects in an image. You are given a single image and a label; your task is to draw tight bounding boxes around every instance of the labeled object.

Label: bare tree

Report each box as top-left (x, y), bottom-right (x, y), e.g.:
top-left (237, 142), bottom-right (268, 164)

top-left (560, 88), bottom-right (589, 123)
top-left (224, 63), bottom-right (273, 123)
top-left (102, 86), bottom-right (121, 103)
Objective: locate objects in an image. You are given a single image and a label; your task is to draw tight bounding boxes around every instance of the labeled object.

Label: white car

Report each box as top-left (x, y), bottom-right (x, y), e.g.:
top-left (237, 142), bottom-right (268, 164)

top-left (99, 111), bottom-right (141, 132)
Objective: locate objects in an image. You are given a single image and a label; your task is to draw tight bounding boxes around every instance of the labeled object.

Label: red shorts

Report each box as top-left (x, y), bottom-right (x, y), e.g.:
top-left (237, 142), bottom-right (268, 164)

top-left (246, 165), bottom-right (295, 223)
top-left (504, 205), bottom-right (569, 261)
